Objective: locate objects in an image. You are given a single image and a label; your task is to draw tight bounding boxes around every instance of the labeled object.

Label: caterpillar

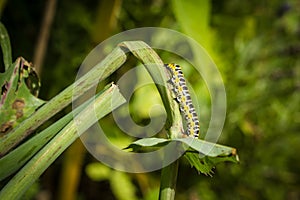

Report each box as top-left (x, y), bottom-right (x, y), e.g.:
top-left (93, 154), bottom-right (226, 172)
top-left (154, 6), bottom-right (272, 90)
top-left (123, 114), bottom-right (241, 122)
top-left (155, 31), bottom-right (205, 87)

top-left (164, 63), bottom-right (200, 138)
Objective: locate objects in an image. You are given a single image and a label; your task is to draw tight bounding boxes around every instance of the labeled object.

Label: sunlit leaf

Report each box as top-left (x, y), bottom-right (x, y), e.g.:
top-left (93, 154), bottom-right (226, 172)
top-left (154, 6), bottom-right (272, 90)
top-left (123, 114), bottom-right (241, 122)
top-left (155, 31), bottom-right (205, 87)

top-left (126, 137), bottom-right (238, 175)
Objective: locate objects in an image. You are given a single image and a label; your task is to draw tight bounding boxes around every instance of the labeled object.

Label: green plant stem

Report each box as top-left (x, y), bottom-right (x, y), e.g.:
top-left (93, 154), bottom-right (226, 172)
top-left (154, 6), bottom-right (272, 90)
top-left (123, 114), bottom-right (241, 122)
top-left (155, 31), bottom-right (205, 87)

top-left (0, 46), bottom-right (127, 156)
top-left (0, 84), bottom-right (126, 200)
top-left (119, 41), bottom-right (183, 199)
top-left (159, 160), bottom-right (179, 200)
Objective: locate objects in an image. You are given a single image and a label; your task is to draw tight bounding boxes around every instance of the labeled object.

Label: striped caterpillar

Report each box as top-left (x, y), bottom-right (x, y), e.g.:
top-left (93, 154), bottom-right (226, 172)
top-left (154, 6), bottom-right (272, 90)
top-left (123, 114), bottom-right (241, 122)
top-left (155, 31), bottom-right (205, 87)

top-left (164, 63), bottom-right (200, 138)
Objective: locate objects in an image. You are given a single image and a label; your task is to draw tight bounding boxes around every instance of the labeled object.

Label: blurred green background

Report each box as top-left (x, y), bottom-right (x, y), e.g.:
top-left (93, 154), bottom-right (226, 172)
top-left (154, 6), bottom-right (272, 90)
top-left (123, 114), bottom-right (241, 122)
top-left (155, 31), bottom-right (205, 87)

top-left (1, 0), bottom-right (299, 199)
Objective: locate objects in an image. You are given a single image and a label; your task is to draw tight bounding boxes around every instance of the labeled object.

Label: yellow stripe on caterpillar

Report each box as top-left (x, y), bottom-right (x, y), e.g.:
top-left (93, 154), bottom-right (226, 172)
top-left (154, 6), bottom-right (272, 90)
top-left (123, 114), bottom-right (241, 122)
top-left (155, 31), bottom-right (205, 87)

top-left (164, 63), bottom-right (200, 139)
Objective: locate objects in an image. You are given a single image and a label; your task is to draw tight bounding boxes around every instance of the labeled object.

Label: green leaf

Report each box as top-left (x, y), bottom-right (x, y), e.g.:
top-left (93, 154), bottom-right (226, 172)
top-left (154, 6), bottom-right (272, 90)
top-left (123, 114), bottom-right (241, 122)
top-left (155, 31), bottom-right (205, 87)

top-left (176, 138), bottom-right (237, 157)
top-left (184, 152), bottom-right (215, 176)
top-left (184, 152), bottom-right (238, 176)
top-left (126, 137), bottom-right (170, 148)
top-left (125, 138), bottom-right (170, 152)
top-left (0, 58), bottom-right (45, 136)
top-left (127, 137), bottom-right (237, 157)
top-left (126, 137), bottom-right (238, 175)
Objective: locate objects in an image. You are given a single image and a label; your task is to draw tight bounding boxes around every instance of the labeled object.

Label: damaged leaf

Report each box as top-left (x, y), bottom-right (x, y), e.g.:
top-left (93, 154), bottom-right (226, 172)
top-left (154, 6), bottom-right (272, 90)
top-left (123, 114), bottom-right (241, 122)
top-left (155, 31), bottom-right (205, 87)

top-left (0, 58), bottom-right (45, 135)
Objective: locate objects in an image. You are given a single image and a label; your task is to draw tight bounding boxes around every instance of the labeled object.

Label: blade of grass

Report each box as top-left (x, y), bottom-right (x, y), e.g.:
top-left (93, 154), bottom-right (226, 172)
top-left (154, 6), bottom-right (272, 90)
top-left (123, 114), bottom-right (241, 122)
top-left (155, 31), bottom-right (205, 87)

top-left (0, 83), bottom-right (126, 199)
top-left (0, 46), bottom-right (126, 156)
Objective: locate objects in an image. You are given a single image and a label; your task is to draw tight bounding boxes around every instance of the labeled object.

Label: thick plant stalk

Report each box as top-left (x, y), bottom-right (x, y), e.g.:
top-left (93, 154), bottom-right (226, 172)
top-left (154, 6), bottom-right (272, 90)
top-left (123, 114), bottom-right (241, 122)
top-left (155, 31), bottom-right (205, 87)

top-left (159, 160), bottom-right (179, 200)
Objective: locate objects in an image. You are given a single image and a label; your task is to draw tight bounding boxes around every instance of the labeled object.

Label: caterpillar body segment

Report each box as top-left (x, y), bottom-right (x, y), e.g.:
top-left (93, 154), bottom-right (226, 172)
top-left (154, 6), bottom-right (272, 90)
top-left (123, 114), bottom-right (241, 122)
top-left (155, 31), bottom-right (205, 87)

top-left (164, 63), bottom-right (200, 138)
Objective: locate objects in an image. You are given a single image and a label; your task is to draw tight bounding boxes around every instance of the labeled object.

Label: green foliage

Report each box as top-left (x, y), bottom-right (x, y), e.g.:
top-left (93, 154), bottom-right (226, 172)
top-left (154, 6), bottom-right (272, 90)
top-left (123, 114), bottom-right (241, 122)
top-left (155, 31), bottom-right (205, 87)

top-left (127, 137), bottom-right (238, 175)
top-left (211, 1), bottom-right (300, 199)
top-left (0, 24), bottom-right (44, 137)
top-left (0, 58), bottom-right (44, 135)
top-left (1, 0), bottom-right (299, 199)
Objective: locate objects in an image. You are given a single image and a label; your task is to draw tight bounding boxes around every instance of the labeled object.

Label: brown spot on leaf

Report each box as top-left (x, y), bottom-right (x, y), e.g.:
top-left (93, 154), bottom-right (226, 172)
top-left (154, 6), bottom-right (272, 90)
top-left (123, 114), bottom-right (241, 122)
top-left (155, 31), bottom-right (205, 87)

top-left (12, 99), bottom-right (25, 119)
top-left (0, 121), bottom-right (13, 134)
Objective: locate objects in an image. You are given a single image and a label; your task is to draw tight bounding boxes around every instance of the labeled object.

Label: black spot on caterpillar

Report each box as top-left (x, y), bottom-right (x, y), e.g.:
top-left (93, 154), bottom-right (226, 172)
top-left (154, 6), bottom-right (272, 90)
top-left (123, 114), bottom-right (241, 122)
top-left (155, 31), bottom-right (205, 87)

top-left (164, 63), bottom-right (200, 138)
